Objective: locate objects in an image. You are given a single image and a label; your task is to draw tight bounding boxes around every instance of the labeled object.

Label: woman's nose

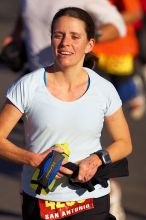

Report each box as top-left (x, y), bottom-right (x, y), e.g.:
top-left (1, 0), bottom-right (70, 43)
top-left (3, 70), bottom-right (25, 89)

top-left (61, 35), bottom-right (71, 46)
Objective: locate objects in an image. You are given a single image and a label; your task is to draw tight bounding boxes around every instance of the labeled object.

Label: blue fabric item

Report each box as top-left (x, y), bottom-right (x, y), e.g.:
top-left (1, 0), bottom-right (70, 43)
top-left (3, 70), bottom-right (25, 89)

top-left (116, 79), bottom-right (138, 103)
top-left (32, 150), bottom-right (64, 194)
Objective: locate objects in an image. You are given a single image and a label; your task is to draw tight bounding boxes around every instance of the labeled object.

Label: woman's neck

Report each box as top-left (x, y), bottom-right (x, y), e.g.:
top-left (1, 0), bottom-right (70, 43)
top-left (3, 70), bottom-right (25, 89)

top-left (46, 64), bottom-right (87, 87)
top-left (45, 65), bottom-right (89, 101)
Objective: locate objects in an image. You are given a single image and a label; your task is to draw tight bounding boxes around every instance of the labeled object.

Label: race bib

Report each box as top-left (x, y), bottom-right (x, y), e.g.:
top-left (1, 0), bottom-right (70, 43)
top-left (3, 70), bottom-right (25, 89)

top-left (39, 198), bottom-right (94, 220)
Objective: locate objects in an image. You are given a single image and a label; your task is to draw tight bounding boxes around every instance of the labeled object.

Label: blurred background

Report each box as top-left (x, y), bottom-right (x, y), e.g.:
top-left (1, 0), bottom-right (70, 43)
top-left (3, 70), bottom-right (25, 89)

top-left (0, 0), bottom-right (146, 220)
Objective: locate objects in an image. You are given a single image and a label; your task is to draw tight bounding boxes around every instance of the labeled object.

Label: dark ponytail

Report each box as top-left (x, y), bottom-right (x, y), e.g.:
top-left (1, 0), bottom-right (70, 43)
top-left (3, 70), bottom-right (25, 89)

top-left (84, 52), bottom-right (98, 69)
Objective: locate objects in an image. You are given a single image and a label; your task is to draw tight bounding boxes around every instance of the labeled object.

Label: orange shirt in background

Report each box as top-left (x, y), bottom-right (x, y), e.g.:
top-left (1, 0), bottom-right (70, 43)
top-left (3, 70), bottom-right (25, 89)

top-left (93, 0), bottom-right (141, 57)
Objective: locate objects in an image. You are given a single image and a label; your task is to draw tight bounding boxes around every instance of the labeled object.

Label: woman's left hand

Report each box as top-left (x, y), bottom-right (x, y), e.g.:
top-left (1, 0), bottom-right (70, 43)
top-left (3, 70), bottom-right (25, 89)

top-left (75, 154), bottom-right (102, 182)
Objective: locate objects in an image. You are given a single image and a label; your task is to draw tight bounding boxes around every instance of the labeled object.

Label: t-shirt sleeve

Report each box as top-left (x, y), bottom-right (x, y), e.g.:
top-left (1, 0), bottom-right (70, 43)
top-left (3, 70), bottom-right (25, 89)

top-left (6, 77), bottom-right (29, 113)
top-left (104, 82), bottom-right (122, 116)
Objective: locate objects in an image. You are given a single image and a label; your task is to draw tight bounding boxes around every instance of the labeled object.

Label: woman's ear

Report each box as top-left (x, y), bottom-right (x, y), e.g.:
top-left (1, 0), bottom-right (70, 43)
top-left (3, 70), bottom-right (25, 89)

top-left (85, 39), bottom-right (95, 54)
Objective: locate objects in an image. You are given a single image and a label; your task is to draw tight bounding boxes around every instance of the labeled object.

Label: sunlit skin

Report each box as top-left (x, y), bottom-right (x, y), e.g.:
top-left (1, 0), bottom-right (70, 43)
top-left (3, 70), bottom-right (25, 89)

top-left (51, 16), bottom-right (95, 71)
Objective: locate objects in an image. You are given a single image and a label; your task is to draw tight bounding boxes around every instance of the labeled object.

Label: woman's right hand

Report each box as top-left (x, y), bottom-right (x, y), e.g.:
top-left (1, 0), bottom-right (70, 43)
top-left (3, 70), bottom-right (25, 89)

top-left (30, 145), bottom-right (65, 168)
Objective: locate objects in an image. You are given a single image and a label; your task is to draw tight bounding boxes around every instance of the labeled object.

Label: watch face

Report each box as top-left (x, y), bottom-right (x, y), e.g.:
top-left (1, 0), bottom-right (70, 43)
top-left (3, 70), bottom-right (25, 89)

top-left (95, 150), bottom-right (111, 165)
top-left (103, 152), bottom-right (111, 164)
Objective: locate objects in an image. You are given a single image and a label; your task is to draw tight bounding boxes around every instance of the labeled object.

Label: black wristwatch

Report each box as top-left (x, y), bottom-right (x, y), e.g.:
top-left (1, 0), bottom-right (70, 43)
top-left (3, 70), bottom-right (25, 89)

top-left (93, 150), bottom-right (112, 165)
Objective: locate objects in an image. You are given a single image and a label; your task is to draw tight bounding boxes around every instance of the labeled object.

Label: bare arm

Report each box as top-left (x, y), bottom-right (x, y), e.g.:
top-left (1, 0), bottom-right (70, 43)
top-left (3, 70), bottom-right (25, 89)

top-left (86, 0), bottom-right (127, 42)
top-left (72, 108), bottom-right (132, 182)
top-left (104, 108), bottom-right (132, 162)
top-left (96, 23), bottom-right (121, 43)
top-left (122, 8), bottom-right (143, 24)
top-left (0, 101), bottom-right (62, 167)
top-left (96, 0), bottom-right (143, 42)
top-left (99, 7), bottom-right (143, 42)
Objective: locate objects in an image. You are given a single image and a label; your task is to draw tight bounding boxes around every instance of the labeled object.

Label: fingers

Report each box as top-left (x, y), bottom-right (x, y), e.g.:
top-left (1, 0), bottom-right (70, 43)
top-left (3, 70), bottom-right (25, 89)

top-left (55, 166), bottom-right (73, 180)
top-left (52, 146), bottom-right (64, 153)
top-left (73, 159), bottom-right (98, 183)
top-left (60, 165), bottom-right (73, 176)
top-left (55, 172), bottom-right (64, 179)
top-left (77, 172), bottom-right (94, 182)
top-left (41, 145), bottom-right (64, 158)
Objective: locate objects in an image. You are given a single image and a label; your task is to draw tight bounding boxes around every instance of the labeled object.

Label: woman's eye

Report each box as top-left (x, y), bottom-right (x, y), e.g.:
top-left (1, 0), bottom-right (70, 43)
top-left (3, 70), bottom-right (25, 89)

top-left (53, 34), bottom-right (63, 39)
top-left (72, 35), bottom-right (80, 40)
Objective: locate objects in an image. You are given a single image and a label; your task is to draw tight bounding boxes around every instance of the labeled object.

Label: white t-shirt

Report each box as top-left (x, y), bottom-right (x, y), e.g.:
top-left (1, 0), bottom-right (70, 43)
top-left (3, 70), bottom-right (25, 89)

top-left (6, 67), bottom-right (122, 201)
top-left (21, 0), bottom-right (126, 70)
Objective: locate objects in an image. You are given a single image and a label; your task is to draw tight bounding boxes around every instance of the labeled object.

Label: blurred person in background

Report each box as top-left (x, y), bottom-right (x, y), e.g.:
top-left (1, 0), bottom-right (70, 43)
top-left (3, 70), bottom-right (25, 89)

top-left (93, 0), bottom-right (143, 220)
top-left (93, 0), bottom-right (145, 120)
top-left (1, 0), bottom-right (127, 73)
top-left (0, 7), bottom-right (132, 220)
top-left (134, 0), bottom-right (146, 95)
top-left (134, 0), bottom-right (146, 67)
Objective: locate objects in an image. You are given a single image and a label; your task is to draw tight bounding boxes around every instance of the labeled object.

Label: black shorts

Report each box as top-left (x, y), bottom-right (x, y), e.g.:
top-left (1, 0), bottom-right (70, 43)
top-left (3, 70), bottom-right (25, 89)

top-left (22, 192), bottom-right (115, 220)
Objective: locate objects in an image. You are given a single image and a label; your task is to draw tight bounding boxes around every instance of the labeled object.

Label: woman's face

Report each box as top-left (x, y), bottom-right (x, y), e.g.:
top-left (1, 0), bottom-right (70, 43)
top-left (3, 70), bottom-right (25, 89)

top-left (51, 16), bottom-right (94, 68)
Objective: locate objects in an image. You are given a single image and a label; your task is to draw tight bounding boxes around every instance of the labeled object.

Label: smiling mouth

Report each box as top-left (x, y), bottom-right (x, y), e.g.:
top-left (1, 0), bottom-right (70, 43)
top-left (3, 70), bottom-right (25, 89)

top-left (58, 51), bottom-right (74, 55)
